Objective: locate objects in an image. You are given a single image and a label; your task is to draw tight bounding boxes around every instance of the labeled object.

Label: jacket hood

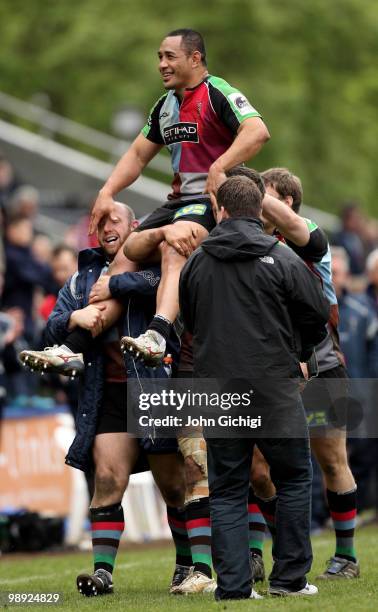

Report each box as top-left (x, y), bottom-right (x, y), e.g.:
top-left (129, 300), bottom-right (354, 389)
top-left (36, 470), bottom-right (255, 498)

top-left (78, 247), bottom-right (107, 269)
top-left (201, 217), bottom-right (279, 261)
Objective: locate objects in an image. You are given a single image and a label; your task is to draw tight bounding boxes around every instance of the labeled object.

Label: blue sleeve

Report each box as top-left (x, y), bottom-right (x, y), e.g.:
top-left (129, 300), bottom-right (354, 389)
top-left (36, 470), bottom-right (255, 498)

top-left (7, 248), bottom-right (54, 292)
top-left (45, 276), bottom-right (79, 346)
top-left (366, 309), bottom-right (378, 378)
top-left (109, 267), bottom-right (161, 298)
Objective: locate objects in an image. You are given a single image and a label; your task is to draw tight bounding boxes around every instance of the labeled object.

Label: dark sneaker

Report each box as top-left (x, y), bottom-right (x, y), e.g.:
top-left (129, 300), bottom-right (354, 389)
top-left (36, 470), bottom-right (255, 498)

top-left (250, 552), bottom-right (265, 582)
top-left (316, 556), bottom-right (360, 580)
top-left (169, 564), bottom-right (191, 593)
top-left (76, 569), bottom-right (113, 596)
top-left (20, 345), bottom-right (84, 378)
top-left (269, 582), bottom-right (318, 596)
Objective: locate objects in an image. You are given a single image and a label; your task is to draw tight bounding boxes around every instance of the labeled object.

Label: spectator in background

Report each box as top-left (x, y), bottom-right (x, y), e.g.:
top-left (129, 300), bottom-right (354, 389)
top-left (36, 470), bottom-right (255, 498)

top-left (51, 245), bottom-right (78, 291)
top-left (366, 248), bottom-right (378, 314)
top-left (362, 248), bottom-right (378, 517)
top-left (1, 306), bottom-right (31, 398)
top-left (39, 245), bottom-right (77, 322)
top-left (4, 185), bottom-right (40, 221)
top-left (3, 215), bottom-right (53, 342)
top-left (0, 208), bottom-right (5, 289)
top-left (331, 246), bottom-right (378, 379)
top-left (332, 204), bottom-right (366, 275)
top-left (0, 306), bottom-right (19, 423)
top-left (331, 246), bottom-right (378, 514)
top-left (0, 153), bottom-right (19, 213)
top-left (32, 232), bottom-right (53, 265)
top-left (359, 218), bottom-right (378, 261)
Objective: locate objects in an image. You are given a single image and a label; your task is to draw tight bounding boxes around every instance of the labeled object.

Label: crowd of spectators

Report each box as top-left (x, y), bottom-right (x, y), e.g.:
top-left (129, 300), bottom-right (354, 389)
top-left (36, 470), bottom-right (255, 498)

top-left (0, 152), bottom-right (97, 416)
top-left (0, 150), bottom-right (377, 518)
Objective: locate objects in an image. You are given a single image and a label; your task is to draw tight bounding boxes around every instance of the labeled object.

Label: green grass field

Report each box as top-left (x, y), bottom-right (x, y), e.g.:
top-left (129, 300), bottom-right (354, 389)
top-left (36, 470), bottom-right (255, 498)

top-left (1, 525), bottom-right (377, 611)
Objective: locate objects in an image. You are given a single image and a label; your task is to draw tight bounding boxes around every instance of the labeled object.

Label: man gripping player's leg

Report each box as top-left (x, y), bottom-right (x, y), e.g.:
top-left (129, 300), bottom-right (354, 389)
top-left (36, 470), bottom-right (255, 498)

top-left (20, 203), bottom-right (191, 595)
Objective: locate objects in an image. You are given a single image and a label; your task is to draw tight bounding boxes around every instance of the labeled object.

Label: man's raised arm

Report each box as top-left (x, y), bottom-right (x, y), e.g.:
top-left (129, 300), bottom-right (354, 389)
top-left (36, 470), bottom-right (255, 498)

top-left (89, 134), bottom-right (163, 234)
top-left (262, 194), bottom-right (310, 246)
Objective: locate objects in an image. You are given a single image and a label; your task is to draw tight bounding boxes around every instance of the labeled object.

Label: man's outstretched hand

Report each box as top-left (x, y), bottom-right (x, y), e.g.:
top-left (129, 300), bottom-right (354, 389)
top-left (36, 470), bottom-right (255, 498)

top-left (162, 224), bottom-right (199, 258)
top-left (88, 191), bottom-right (116, 235)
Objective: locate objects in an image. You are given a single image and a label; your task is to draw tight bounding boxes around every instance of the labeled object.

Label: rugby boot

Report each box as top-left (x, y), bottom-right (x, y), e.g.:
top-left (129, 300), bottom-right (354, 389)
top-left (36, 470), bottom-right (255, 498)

top-left (19, 345), bottom-right (84, 377)
top-left (250, 551), bottom-right (266, 582)
top-left (171, 568), bottom-right (217, 594)
top-left (76, 569), bottom-right (113, 596)
top-left (120, 329), bottom-right (166, 366)
top-left (169, 564), bottom-right (192, 593)
top-left (315, 556), bottom-right (360, 580)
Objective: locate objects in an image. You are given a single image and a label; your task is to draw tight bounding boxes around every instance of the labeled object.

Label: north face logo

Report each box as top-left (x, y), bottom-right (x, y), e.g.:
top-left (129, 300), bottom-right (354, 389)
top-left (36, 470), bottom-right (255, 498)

top-left (259, 256), bottom-right (274, 264)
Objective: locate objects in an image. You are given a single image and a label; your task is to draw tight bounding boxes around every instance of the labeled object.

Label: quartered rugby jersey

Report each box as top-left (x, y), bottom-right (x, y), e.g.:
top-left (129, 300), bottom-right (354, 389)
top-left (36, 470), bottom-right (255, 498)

top-left (142, 75), bottom-right (261, 199)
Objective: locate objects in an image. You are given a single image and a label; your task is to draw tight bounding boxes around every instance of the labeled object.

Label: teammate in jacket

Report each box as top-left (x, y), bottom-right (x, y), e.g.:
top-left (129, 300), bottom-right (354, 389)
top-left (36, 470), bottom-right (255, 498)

top-left (21, 203), bottom-right (189, 597)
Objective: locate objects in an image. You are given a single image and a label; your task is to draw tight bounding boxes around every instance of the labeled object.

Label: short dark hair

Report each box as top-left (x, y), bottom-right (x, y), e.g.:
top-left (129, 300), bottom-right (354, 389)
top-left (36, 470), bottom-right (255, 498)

top-left (261, 167), bottom-right (303, 213)
top-left (166, 29), bottom-right (207, 66)
top-left (340, 202), bottom-right (360, 221)
top-left (52, 244), bottom-right (77, 260)
top-left (216, 176), bottom-right (262, 219)
top-left (5, 212), bottom-right (30, 227)
top-left (226, 166), bottom-right (265, 196)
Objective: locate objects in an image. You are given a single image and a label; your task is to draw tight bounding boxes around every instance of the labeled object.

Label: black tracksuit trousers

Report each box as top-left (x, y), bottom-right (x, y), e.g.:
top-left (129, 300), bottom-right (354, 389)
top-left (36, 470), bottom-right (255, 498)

top-left (206, 427), bottom-right (313, 599)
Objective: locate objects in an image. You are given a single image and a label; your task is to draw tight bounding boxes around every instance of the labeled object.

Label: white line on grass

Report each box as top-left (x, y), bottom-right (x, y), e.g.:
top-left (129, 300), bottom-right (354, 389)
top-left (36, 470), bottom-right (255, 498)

top-left (0, 556), bottom-right (173, 587)
top-left (0, 564), bottom-right (139, 586)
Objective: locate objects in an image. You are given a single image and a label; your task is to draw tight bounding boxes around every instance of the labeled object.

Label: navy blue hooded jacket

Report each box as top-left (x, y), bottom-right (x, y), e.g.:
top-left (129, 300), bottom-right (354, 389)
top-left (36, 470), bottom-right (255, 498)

top-left (45, 247), bottom-right (180, 472)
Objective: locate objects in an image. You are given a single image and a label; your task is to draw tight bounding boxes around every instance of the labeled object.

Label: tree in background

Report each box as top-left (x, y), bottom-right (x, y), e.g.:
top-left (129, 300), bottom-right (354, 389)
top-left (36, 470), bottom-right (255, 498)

top-left (0, 0), bottom-right (377, 216)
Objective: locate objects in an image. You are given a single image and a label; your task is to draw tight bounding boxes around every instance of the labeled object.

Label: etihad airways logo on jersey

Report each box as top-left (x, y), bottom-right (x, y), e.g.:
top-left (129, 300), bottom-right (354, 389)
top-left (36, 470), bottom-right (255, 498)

top-left (163, 122), bottom-right (199, 145)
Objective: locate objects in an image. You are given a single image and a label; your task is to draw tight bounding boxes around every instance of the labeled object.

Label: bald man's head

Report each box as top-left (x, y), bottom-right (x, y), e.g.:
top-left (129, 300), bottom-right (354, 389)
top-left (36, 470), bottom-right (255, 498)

top-left (97, 202), bottom-right (137, 259)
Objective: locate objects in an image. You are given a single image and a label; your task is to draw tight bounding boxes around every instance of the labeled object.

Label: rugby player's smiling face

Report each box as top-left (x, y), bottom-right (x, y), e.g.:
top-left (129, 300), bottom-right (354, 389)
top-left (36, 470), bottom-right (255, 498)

top-left (158, 36), bottom-right (194, 92)
top-left (97, 205), bottom-right (132, 258)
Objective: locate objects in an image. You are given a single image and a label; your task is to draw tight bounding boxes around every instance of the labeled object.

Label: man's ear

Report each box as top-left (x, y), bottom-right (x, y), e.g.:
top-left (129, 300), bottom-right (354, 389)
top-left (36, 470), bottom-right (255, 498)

top-left (191, 50), bottom-right (202, 69)
top-left (131, 219), bottom-right (139, 230)
top-left (220, 206), bottom-right (229, 220)
top-left (210, 192), bottom-right (217, 212)
top-left (284, 195), bottom-right (293, 209)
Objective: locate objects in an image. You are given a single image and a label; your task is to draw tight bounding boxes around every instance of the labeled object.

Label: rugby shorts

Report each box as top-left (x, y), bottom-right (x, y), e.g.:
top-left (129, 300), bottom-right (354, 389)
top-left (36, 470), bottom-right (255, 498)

top-left (134, 197), bottom-right (216, 234)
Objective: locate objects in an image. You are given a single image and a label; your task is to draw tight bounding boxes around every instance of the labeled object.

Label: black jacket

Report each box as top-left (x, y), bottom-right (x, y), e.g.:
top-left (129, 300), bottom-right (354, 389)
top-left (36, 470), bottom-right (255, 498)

top-left (3, 243), bottom-right (54, 341)
top-left (179, 218), bottom-right (329, 379)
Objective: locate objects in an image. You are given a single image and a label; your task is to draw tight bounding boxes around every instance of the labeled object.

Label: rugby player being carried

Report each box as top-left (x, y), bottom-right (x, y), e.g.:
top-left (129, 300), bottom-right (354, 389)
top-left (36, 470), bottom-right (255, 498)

top-left (89, 28), bottom-right (270, 365)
